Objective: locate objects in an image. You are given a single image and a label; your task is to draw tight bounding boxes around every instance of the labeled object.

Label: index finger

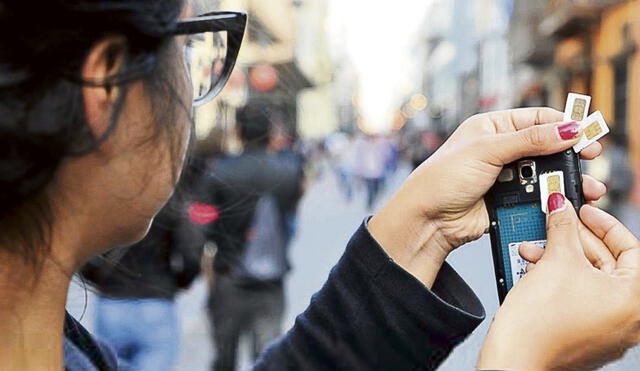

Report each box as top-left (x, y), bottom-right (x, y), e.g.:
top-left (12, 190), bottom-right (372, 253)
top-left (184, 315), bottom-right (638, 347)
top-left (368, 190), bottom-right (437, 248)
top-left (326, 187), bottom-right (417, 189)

top-left (486, 107), bottom-right (564, 133)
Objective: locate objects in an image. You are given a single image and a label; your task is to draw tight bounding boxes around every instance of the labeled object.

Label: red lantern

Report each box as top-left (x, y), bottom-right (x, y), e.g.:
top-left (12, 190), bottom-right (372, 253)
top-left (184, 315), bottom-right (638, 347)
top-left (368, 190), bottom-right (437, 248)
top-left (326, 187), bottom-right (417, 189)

top-left (250, 64), bottom-right (278, 92)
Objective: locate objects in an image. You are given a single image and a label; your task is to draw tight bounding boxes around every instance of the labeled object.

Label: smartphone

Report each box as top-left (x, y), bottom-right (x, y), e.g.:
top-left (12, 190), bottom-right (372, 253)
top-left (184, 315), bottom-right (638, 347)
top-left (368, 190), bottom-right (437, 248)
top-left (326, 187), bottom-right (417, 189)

top-left (485, 149), bottom-right (585, 303)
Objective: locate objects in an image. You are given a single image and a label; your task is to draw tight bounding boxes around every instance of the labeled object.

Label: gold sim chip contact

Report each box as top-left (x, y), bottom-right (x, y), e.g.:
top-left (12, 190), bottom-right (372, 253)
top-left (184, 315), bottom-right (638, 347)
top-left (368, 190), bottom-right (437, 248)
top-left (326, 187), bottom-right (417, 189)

top-left (573, 111), bottom-right (610, 153)
top-left (585, 121), bottom-right (603, 140)
top-left (571, 98), bottom-right (587, 121)
top-left (546, 175), bottom-right (561, 194)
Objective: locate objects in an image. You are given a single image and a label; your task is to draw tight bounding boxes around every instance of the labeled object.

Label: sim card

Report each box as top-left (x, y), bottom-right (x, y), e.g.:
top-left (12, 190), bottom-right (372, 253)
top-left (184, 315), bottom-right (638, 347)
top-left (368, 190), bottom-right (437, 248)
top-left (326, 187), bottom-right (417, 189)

top-left (573, 111), bottom-right (609, 153)
top-left (539, 171), bottom-right (565, 214)
top-left (563, 93), bottom-right (591, 123)
top-left (508, 240), bottom-right (547, 285)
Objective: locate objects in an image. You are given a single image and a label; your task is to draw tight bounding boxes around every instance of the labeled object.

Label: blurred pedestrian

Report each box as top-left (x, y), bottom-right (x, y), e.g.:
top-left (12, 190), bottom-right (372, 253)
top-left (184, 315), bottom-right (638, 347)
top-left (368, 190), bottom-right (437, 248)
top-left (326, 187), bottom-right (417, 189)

top-left (202, 104), bottom-right (303, 371)
top-left (82, 190), bottom-right (207, 371)
top-left (410, 129), bottom-right (443, 169)
top-left (326, 131), bottom-right (356, 202)
top-left (604, 134), bottom-right (633, 218)
top-left (269, 121), bottom-right (306, 245)
top-left (356, 135), bottom-right (389, 211)
top-left (584, 135), bottom-right (633, 218)
top-left (387, 135), bottom-right (400, 176)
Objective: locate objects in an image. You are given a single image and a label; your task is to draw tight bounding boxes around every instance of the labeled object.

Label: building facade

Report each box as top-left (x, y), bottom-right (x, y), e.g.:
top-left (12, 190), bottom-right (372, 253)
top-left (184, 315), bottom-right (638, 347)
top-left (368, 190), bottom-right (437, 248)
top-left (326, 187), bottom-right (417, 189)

top-left (510, 0), bottom-right (640, 204)
top-left (420, 0), bottom-right (512, 133)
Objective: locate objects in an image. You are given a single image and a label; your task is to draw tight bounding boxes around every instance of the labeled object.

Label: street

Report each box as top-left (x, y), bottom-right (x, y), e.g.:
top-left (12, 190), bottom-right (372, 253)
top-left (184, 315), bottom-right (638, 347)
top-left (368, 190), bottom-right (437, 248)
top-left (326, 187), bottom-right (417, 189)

top-left (67, 162), bottom-right (640, 370)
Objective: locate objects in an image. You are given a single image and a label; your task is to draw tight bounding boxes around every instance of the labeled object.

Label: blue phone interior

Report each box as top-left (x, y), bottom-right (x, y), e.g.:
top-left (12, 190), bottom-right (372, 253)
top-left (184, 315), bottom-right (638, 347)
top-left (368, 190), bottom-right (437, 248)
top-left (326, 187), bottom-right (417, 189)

top-left (496, 203), bottom-right (546, 289)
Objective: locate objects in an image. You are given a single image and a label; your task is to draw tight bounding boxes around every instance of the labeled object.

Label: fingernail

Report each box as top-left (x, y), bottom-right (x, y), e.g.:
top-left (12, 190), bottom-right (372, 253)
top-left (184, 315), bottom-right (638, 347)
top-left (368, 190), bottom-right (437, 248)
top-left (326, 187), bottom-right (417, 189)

top-left (557, 121), bottom-right (580, 140)
top-left (548, 193), bottom-right (566, 214)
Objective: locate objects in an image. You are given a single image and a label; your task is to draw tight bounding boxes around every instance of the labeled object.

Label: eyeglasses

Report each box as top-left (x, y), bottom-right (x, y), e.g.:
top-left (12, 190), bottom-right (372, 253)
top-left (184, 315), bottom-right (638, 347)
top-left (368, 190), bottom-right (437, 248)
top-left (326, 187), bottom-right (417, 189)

top-left (172, 11), bottom-right (247, 107)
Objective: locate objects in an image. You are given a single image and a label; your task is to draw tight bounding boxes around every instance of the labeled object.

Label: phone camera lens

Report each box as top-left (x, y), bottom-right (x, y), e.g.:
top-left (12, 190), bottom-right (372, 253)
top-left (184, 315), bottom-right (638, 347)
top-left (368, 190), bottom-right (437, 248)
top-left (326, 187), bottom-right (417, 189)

top-left (520, 165), bottom-right (534, 179)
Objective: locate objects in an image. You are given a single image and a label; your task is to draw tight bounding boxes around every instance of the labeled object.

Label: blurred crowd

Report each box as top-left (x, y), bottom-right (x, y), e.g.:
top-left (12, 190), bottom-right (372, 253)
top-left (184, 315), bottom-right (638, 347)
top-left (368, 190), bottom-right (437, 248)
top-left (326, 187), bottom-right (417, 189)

top-left (78, 94), bottom-right (452, 370)
top-left (72, 0), bottom-right (640, 369)
top-left (325, 132), bottom-right (397, 210)
top-left (323, 129), bottom-right (444, 211)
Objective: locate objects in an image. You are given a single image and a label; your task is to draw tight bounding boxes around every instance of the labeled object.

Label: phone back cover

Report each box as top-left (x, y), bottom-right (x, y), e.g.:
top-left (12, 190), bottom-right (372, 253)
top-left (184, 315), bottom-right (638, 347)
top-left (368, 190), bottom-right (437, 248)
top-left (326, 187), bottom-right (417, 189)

top-left (485, 150), bottom-right (584, 302)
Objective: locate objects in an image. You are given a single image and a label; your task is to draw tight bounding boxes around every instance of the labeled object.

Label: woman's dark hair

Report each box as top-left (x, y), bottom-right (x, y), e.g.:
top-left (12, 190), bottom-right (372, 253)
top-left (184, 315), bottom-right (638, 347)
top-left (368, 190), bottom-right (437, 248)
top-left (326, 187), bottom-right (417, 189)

top-left (0, 0), bottom-right (186, 268)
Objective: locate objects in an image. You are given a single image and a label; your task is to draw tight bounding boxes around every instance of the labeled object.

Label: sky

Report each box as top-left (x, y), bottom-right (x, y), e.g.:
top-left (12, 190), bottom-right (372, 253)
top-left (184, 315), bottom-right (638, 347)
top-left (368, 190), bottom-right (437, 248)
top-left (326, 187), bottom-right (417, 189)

top-left (327, 0), bottom-right (433, 133)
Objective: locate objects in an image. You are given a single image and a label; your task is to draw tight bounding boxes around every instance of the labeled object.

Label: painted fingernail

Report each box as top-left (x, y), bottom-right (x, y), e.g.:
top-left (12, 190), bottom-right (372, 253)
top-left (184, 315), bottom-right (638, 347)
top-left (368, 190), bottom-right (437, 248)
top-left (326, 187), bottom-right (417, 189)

top-left (557, 121), bottom-right (580, 140)
top-left (548, 193), bottom-right (566, 214)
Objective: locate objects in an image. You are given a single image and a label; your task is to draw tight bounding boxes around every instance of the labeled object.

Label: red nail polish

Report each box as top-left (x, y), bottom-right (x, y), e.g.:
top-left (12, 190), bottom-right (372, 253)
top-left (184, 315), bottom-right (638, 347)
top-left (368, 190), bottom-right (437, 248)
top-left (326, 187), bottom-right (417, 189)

top-left (548, 193), bottom-right (566, 214)
top-left (557, 121), bottom-right (580, 140)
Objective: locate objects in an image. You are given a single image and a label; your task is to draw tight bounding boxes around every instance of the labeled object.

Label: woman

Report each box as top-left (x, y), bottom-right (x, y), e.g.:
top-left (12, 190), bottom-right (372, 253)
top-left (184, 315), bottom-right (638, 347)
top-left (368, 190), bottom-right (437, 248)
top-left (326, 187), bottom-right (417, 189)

top-left (1, 1), bottom-right (639, 370)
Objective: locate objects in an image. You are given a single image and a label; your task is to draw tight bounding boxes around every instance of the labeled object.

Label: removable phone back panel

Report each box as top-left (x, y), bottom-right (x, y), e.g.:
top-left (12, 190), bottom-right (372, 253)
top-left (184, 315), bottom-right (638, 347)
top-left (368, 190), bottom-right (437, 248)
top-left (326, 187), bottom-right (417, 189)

top-left (486, 150), bottom-right (584, 302)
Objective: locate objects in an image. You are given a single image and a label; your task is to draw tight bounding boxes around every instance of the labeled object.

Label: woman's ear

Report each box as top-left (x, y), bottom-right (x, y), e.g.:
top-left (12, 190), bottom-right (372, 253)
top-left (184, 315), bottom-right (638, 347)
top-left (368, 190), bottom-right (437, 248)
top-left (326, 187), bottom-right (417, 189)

top-left (81, 36), bottom-right (127, 140)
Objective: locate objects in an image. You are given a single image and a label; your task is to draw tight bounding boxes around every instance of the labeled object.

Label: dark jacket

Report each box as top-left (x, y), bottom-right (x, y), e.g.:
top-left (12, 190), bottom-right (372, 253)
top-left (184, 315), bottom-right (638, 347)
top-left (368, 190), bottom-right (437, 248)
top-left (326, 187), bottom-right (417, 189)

top-left (199, 149), bottom-right (304, 274)
top-left (81, 195), bottom-right (204, 300)
top-left (66, 221), bottom-right (485, 370)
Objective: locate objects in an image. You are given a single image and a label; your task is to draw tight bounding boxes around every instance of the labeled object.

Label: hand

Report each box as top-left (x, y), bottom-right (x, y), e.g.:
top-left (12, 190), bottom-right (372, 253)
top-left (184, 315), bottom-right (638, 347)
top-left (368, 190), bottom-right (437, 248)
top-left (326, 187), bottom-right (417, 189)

top-left (478, 195), bottom-right (640, 370)
top-left (369, 108), bottom-right (605, 287)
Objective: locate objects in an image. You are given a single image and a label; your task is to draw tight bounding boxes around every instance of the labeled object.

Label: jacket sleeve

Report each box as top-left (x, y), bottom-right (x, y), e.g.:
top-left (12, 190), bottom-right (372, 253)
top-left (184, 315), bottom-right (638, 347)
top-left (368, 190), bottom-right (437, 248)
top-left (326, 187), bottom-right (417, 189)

top-left (254, 220), bottom-right (485, 371)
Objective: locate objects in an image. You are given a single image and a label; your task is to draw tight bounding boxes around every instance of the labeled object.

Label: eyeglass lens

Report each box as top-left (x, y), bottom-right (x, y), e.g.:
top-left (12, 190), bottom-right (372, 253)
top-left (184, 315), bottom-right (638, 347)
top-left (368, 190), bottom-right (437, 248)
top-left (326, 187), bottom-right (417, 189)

top-left (184, 31), bottom-right (228, 103)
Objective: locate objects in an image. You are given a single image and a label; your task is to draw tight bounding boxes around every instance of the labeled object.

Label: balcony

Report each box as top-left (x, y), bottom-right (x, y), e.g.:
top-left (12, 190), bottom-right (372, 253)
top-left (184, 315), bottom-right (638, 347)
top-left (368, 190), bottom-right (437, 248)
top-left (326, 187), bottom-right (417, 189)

top-left (540, 0), bottom-right (628, 37)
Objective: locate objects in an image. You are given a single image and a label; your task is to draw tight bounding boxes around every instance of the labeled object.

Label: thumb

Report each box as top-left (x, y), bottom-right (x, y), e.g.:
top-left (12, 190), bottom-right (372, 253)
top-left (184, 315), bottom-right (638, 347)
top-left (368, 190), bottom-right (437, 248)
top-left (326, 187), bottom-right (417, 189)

top-left (483, 121), bottom-right (581, 166)
top-left (542, 193), bottom-right (586, 262)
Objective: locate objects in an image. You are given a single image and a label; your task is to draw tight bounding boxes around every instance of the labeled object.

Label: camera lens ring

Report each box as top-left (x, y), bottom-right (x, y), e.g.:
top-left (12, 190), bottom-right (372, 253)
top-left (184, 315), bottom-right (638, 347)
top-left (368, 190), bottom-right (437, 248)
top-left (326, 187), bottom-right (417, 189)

top-left (520, 165), bottom-right (534, 179)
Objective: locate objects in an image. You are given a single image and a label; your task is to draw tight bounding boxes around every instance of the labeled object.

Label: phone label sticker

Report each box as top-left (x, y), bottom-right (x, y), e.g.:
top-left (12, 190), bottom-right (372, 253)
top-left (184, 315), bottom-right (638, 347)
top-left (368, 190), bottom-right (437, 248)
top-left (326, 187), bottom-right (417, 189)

top-left (508, 240), bottom-right (547, 285)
